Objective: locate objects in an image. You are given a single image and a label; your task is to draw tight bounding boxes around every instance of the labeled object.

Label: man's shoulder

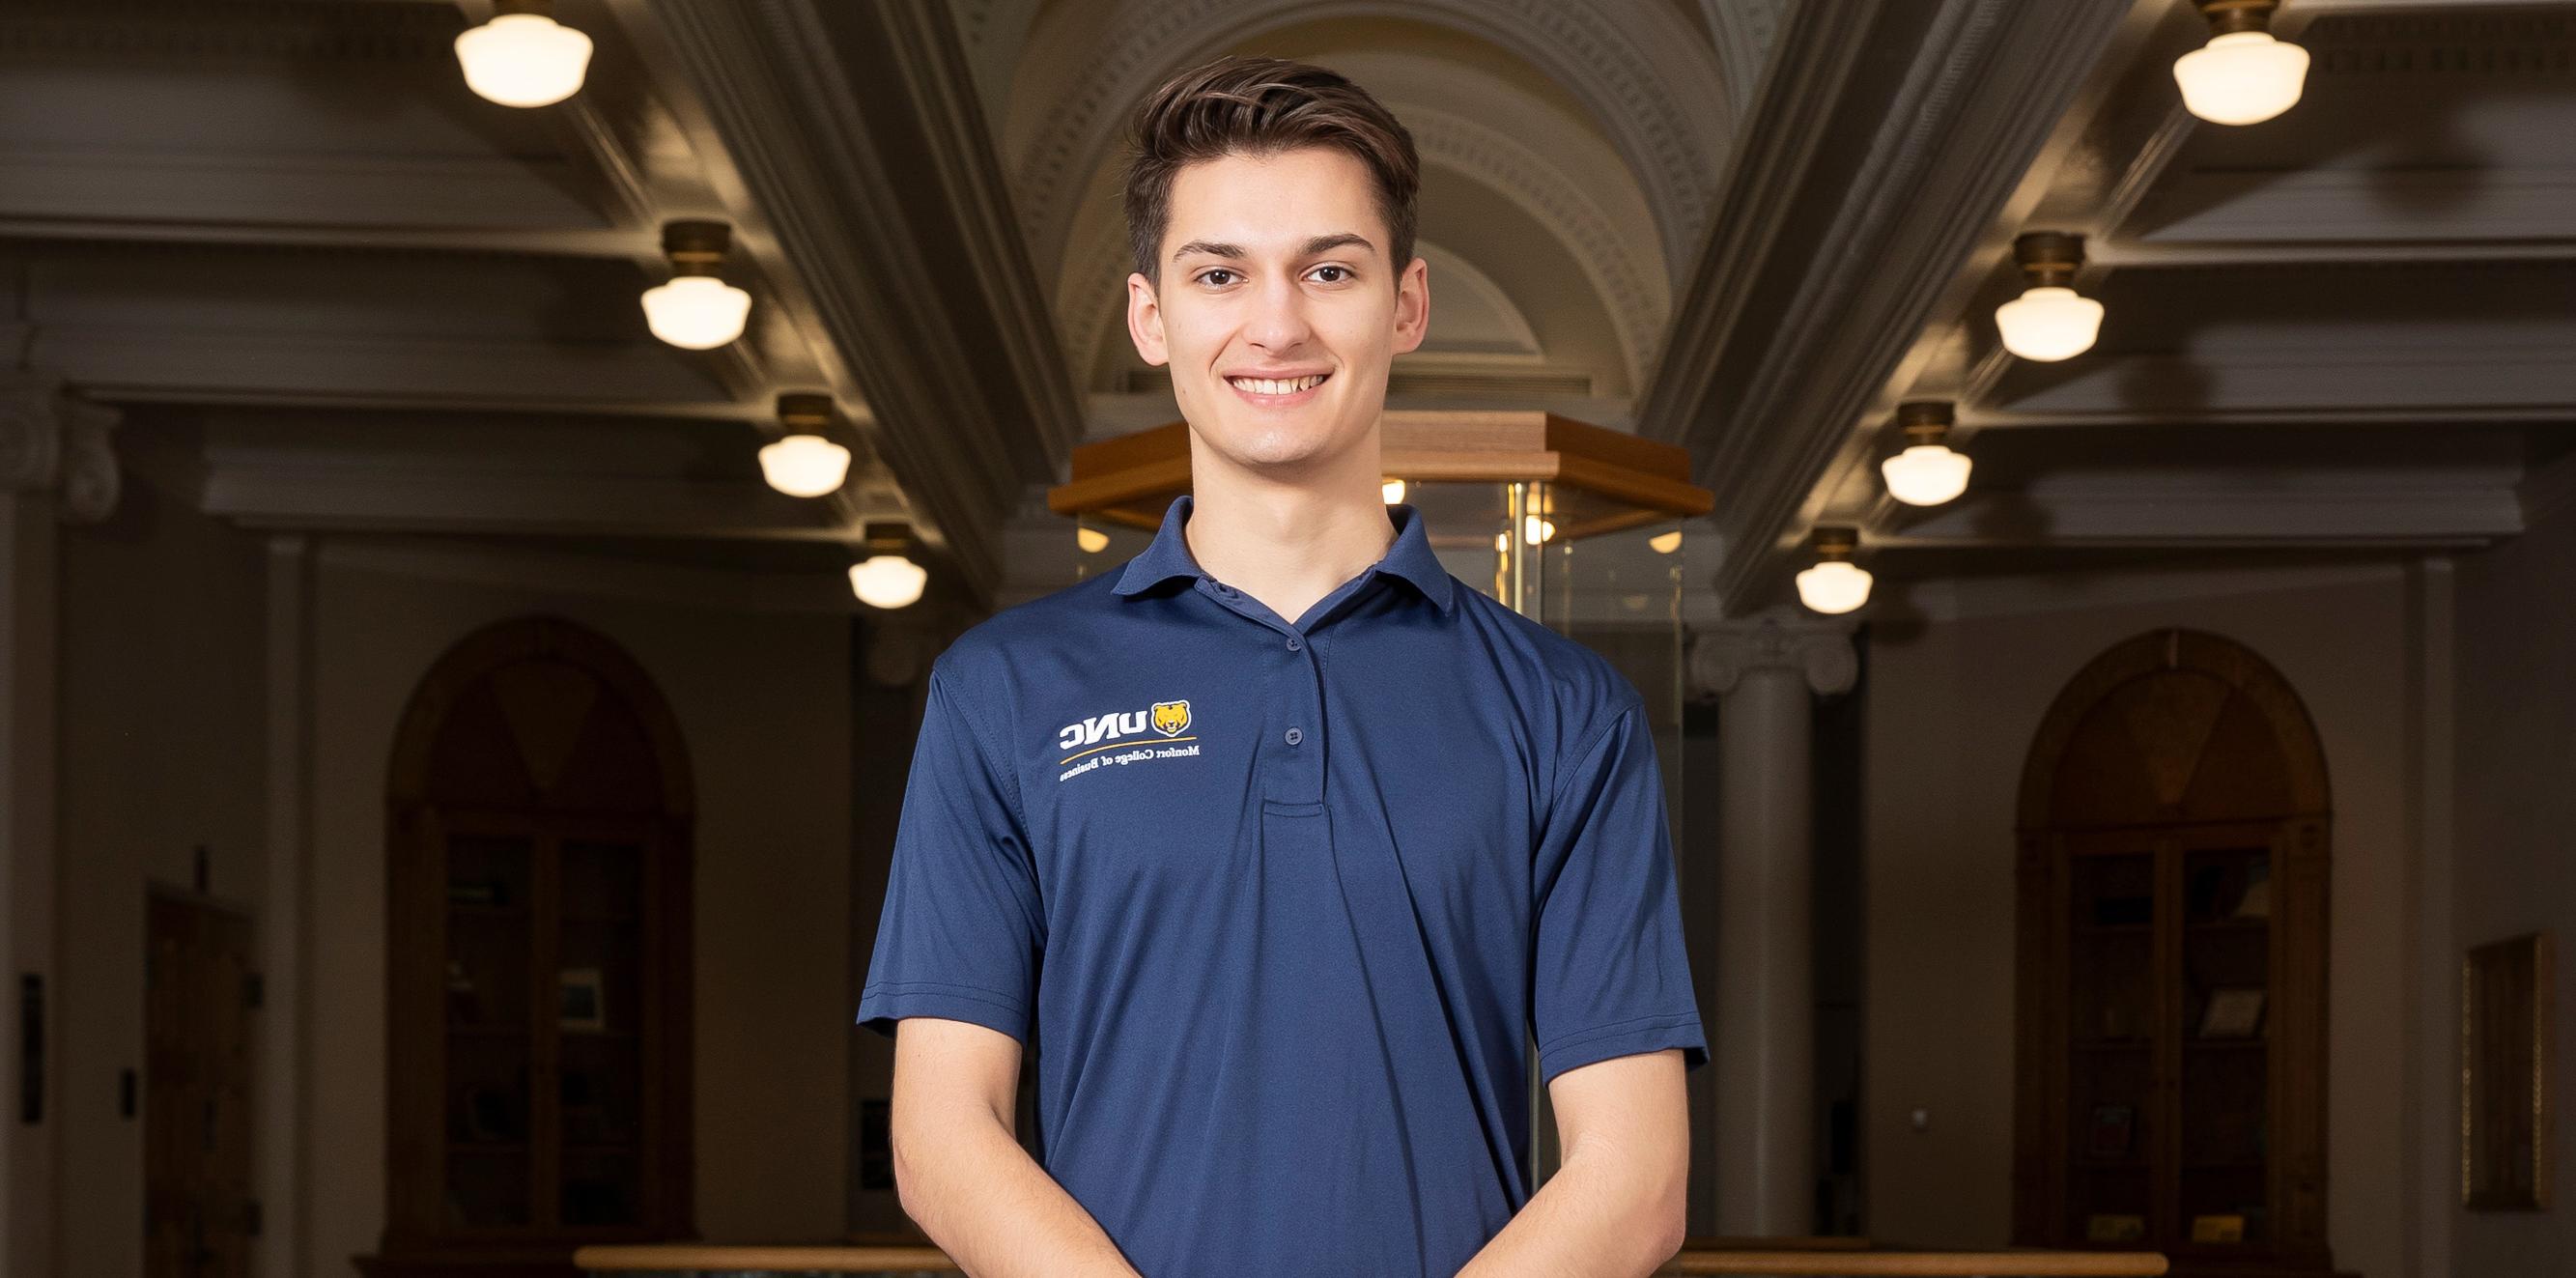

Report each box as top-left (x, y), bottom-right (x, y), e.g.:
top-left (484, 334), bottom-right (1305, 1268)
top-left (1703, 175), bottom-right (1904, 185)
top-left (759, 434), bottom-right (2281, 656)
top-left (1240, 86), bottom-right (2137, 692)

top-left (1449, 585), bottom-right (1647, 726)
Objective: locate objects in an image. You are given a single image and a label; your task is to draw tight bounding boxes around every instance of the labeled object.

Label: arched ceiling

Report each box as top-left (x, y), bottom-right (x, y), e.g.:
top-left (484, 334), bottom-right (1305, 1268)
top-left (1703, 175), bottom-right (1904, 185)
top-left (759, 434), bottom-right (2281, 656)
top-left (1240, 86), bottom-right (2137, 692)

top-left (981, 0), bottom-right (1742, 423)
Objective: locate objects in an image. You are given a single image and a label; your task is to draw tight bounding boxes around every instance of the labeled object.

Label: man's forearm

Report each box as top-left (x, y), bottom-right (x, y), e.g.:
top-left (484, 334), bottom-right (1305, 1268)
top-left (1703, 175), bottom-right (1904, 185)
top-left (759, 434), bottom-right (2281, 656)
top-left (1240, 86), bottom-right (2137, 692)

top-left (894, 1108), bottom-right (1142, 1278)
top-left (1452, 1141), bottom-right (1687, 1278)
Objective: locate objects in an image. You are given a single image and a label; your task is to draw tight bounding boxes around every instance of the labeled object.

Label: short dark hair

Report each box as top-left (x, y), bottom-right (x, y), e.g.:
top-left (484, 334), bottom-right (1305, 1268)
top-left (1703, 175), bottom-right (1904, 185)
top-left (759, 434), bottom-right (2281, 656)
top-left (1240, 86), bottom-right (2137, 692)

top-left (1121, 55), bottom-right (1422, 287)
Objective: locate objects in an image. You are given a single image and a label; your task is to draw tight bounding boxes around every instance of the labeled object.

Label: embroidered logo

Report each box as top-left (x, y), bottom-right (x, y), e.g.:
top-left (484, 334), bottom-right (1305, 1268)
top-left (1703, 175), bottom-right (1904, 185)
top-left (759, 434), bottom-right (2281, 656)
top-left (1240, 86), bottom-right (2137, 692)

top-left (1057, 698), bottom-right (1202, 781)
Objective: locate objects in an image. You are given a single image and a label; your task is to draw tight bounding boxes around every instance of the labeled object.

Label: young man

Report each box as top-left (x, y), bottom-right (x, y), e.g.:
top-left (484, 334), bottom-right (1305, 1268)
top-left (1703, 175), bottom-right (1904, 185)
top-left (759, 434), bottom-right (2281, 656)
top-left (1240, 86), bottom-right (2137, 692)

top-left (855, 56), bottom-right (1707, 1278)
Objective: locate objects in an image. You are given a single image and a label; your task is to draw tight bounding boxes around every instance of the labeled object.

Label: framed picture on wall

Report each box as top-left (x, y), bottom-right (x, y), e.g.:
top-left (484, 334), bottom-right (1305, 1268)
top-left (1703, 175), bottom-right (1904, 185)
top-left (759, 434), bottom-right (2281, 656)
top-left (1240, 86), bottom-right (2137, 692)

top-left (2463, 930), bottom-right (2553, 1209)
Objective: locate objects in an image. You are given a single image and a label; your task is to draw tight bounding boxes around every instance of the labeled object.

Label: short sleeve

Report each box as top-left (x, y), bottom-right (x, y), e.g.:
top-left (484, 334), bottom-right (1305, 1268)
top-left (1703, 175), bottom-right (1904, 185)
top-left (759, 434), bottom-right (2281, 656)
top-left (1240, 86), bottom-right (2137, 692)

top-left (1530, 699), bottom-right (1709, 1086)
top-left (855, 661), bottom-right (1044, 1045)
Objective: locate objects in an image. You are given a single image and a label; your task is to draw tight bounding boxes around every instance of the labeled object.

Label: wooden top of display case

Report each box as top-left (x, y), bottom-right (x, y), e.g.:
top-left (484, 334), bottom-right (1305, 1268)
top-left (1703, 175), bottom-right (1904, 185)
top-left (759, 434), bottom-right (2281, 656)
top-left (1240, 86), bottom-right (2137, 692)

top-left (1046, 411), bottom-right (1714, 532)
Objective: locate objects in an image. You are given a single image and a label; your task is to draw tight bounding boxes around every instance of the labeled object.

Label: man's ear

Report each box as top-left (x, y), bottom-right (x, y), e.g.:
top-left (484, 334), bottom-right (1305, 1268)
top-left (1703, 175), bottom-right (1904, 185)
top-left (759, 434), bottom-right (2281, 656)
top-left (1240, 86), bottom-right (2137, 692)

top-left (1392, 255), bottom-right (1430, 355)
top-left (1125, 270), bottom-right (1170, 366)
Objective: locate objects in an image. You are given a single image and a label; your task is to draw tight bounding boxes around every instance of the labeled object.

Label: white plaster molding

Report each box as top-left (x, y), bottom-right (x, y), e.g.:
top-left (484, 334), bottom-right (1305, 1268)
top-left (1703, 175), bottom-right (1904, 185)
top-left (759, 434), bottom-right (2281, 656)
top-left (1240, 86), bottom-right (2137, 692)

top-left (1899, 556), bottom-right (2409, 624)
top-left (1640, 0), bottom-right (2200, 609)
top-left (0, 372), bottom-right (120, 524)
top-left (1002, 0), bottom-right (1732, 286)
top-left (316, 533), bottom-right (860, 615)
top-left (0, 1), bottom-right (461, 62)
top-left (1685, 604), bottom-right (1858, 698)
top-left (0, 147), bottom-right (611, 235)
top-left (1058, 96), bottom-right (1671, 385)
top-left (630, 0), bottom-right (1084, 601)
top-left (1700, 0), bottom-right (1791, 118)
top-left (1871, 469), bottom-right (2526, 550)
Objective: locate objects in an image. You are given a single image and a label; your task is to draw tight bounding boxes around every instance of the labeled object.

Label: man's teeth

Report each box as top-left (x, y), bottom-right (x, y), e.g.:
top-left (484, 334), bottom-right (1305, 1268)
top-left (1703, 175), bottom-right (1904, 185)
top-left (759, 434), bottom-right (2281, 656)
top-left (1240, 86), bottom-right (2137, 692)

top-left (1229, 374), bottom-right (1327, 395)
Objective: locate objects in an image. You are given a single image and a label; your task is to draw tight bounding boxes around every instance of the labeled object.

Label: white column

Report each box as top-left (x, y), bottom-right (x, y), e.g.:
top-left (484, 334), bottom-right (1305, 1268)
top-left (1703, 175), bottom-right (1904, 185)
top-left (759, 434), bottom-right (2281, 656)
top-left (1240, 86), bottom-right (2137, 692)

top-left (0, 372), bottom-right (119, 1278)
top-left (1686, 605), bottom-right (1854, 1237)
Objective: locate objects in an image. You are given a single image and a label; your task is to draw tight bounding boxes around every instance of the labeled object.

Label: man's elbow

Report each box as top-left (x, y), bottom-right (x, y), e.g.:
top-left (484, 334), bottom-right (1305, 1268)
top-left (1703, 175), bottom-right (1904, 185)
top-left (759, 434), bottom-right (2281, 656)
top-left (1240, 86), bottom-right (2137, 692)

top-left (1640, 1163), bottom-right (1689, 1265)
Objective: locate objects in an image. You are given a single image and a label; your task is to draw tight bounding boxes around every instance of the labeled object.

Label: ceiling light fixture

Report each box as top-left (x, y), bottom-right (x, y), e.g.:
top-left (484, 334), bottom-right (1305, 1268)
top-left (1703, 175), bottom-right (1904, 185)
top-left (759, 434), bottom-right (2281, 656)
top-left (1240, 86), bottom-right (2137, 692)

top-left (1649, 529), bottom-right (1683, 554)
top-left (453, 0), bottom-right (594, 108)
top-left (2175, 0), bottom-right (2309, 126)
top-left (1795, 526), bottom-right (1872, 614)
top-left (1076, 526), bottom-right (1110, 554)
top-left (1381, 477), bottom-right (1406, 504)
top-left (641, 220), bottom-right (752, 350)
top-left (757, 392), bottom-right (851, 497)
top-left (1995, 232), bottom-right (2103, 362)
top-left (1880, 401), bottom-right (1973, 506)
top-left (848, 522), bottom-right (927, 610)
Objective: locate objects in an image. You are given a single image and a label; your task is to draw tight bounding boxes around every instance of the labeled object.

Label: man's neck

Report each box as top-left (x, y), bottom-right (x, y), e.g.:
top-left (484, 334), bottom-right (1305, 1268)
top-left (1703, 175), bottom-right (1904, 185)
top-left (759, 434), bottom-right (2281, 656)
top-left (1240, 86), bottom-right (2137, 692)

top-left (1181, 455), bottom-right (1398, 629)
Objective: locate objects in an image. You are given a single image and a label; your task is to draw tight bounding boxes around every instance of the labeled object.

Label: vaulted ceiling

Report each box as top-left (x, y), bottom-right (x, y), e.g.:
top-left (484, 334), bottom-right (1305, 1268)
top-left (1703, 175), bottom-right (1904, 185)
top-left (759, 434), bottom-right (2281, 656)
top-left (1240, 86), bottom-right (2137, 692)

top-left (5, 0), bottom-right (2567, 619)
top-left (1684, 0), bottom-right (2576, 612)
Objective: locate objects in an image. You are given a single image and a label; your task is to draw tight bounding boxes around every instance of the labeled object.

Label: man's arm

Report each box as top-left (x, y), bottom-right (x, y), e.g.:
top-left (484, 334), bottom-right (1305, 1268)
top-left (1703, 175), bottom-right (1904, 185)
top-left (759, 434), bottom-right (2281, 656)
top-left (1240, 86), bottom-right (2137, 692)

top-left (890, 1017), bottom-right (1142, 1278)
top-left (1454, 1049), bottom-right (1691, 1278)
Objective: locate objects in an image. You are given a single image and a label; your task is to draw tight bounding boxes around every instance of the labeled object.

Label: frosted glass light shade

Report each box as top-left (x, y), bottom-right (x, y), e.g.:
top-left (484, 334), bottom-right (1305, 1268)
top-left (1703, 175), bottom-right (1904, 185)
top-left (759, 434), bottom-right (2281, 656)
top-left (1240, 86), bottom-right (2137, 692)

top-left (1996, 285), bottom-right (2104, 361)
top-left (1882, 443), bottom-right (1974, 506)
top-left (1648, 529), bottom-right (1683, 554)
top-left (1796, 560), bottom-right (1872, 614)
top-left (1381, 477), bottom-right (1406, 504)
top-left (757, 434), bottom-right (850, 497)
top-left (641, 276), bottom-right (751, 349)
top-left (849, 555), bottom-right (927, 609)
top-left (454, 13), bottom-right (593, 108)
top-left (1520, 514), bottom-right (1556, 545)
top-left (1076, 526), bottom-right (1110, 554)
top-left (2174, 31), bottom-right (2309, 126)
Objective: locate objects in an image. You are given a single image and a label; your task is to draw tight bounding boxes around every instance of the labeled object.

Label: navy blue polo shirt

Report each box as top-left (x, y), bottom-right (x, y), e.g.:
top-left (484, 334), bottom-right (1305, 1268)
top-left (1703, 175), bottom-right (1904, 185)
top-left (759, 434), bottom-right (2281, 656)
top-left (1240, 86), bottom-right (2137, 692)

top-left (857, 493), bottom-right (1707, 1277)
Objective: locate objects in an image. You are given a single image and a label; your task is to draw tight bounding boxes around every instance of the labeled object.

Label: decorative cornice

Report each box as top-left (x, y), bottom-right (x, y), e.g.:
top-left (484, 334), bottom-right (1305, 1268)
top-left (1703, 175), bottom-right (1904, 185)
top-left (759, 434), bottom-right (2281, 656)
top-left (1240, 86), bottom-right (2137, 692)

top-left (1685, 605), bottom-right (1857, 699)
top-left (1636, 0), bottom-right (2134, 611)
top-left (633, 0), bottom-right (1083, 603)
top-left (0, 372), bottom-right (121, 523)
top-left (0, 2), bottom-right (460, 63)
top-left (2302, 11), bottom-right (2575, 76)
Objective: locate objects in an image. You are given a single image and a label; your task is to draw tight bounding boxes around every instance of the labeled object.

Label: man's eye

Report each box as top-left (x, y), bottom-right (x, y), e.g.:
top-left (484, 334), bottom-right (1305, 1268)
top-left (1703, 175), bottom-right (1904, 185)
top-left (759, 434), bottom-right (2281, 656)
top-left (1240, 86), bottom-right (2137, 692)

top-left (1312, 266), bottom-right (1350, 283)
top-left (1199, 269), bottom-right (1237, 287)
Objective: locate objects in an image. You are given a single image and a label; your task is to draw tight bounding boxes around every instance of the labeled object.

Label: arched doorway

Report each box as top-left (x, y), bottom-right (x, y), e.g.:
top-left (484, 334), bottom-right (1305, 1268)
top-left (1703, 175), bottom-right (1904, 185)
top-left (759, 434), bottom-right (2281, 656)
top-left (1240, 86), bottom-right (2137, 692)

top-left (2011, 629), bottom-right (2335, 1275)
top-left (365, 616), bottom-right (697, 1276)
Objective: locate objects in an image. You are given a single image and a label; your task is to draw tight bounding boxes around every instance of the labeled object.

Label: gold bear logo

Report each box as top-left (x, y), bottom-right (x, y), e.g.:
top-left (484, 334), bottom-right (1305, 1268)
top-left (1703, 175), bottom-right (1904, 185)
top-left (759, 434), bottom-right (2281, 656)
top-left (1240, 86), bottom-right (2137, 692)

top-left (1150, 699), bottom-right (1191, 737)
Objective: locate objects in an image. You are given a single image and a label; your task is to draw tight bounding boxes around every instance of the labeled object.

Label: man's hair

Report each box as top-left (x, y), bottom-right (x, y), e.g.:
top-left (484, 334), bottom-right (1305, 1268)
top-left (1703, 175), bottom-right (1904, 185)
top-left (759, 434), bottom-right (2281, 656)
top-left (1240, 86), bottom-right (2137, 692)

top-left (1121, 55), bottom-right (1421, 287)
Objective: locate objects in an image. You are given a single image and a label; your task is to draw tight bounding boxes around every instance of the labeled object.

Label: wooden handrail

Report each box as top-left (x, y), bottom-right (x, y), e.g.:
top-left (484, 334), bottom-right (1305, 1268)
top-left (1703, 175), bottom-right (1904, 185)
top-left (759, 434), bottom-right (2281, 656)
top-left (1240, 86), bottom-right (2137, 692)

top-left (574, 1240), bottom-right (2168, 1275)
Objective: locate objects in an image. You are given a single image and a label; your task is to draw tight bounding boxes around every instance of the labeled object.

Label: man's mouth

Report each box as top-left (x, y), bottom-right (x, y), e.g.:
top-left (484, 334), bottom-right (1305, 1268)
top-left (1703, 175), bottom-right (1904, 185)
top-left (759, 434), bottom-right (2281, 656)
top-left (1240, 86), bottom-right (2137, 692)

top-left (1225, 372), bottom-right (1330, 396)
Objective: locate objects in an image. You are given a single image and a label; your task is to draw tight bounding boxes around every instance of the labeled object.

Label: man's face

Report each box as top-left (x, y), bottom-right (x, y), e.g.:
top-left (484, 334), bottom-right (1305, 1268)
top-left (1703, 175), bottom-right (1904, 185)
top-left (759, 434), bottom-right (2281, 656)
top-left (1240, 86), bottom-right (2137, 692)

top-left (1125, 146), bottom-right (1429, 478)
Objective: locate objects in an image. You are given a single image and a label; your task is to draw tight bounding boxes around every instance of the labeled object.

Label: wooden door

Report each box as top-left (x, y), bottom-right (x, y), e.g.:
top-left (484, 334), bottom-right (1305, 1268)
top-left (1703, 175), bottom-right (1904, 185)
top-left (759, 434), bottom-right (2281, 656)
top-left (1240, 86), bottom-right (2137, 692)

top-left (145, 891), bottom-right (256, 1278)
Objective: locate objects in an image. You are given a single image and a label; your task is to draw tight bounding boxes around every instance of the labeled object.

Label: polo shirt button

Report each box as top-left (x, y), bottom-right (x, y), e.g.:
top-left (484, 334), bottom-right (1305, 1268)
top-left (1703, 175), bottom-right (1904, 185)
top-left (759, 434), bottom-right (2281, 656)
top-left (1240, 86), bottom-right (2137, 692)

top-left (1286, 637), bottom-right (1302, 651)
top-left (1284, 727), bottom-right (1302, 746)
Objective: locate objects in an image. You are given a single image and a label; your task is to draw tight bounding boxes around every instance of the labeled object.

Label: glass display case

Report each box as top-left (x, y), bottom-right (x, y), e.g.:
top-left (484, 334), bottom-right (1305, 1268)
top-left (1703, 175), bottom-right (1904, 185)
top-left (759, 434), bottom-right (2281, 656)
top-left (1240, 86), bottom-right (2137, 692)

top-left (1047, 410), bottom-right (1713, 1185)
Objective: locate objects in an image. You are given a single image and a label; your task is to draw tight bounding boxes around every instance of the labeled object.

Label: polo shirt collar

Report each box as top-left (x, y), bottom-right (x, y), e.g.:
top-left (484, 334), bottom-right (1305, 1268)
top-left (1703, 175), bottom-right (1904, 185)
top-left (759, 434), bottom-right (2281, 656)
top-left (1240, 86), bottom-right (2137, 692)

top-left (1112, 493), bottom-right (1457, 614)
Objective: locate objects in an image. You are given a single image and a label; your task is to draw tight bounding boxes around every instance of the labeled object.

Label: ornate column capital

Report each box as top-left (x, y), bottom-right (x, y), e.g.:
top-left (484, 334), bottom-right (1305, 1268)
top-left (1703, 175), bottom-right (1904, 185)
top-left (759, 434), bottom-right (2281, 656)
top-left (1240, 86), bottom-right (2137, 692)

top-left (1685, 603), bottom-right (1857, 699)
top-left (0, 372), bottom-right (121, 524)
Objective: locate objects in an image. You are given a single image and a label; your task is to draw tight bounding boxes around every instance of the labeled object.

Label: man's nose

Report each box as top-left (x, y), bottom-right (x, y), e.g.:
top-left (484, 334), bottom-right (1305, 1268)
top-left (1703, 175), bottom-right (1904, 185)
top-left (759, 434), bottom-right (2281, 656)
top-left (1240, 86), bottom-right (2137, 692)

top-left (1244, 273), bottom-right (1314, 350)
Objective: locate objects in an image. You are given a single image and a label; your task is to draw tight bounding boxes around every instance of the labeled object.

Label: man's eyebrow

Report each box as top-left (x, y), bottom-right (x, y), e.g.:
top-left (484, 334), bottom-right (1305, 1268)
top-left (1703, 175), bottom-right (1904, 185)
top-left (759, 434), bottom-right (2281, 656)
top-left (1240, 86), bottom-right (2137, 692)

top-left (1169, 233), bottom-right (1379, 263)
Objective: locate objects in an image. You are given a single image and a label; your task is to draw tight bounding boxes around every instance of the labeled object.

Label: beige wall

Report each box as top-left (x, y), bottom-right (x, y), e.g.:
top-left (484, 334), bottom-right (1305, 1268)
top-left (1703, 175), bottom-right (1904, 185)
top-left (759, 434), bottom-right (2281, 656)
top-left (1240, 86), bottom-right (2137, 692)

top-left (302, 542), bottom-right (856, 1269)
top-left (2450, 488), bottom-right (2576, 1276)
top-left (1861, 562), bottom-right (2428, 1278)
top-left (56, 426), bottom-right (270, 1278)
top-left (51, 416), bottom-right (859, 1276)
